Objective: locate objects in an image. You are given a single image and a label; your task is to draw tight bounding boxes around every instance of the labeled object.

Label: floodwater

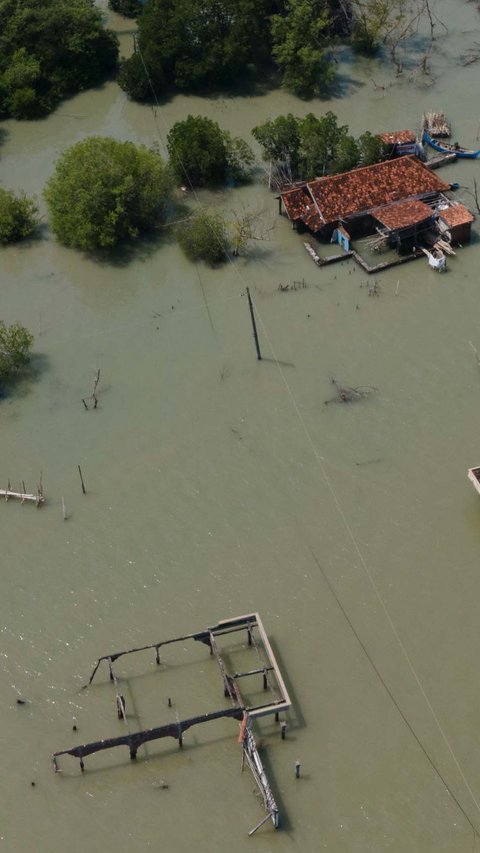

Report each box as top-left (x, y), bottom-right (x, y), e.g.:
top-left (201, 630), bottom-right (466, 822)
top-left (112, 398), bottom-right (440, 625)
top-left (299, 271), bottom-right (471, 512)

top-left (2, 1), bottom-right (480, 850)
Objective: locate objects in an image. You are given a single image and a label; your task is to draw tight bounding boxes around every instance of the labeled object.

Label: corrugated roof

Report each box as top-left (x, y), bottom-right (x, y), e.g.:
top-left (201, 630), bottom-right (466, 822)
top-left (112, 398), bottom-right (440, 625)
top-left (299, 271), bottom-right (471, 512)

top-left (372, 199), bottom-right (433, 230)
top-left (438, 203), bottom-right (474, 227)
top-left (306, 157), bottom-right (450, 225)
top-left (379, 130), bottom-right (416, 144)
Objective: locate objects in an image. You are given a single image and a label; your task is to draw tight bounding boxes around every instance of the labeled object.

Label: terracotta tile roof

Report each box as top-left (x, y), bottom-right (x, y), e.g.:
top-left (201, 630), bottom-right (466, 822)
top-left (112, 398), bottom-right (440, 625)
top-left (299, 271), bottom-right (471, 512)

top-left (373, 199), bottom-right (433, 230)
top-left (302, 205), bottom-right (323, 232)
top-left (306, 157), bottom-right (450, 225)
top-left (281, 185), bottom-right (323, 230)
top-left (438, 203), bottom-right (475, 227)
top-left (379, 130), bottom-right (416, 145)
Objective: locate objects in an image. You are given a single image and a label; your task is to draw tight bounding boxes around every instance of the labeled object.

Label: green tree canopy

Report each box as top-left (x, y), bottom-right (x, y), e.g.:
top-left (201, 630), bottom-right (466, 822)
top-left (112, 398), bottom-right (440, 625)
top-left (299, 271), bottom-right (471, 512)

top-left (44, 136), bottom-right (174, 251)
top-left (108, 0), bottom-right (143, 17)
top-left (271, 0), bottom-right (335, 97)
top-left (0, 321), bottom-right (33, 381)
top-left (332, 133), bottom-right (359, 173)
top-left (253, 111), bottom-right (388, 181)
top-left (357, 131), bottom-right (387, 166)
top-left (167, 116), bottom-right (254, 188)
top-left (252, 114), bottom-right (301, 172)
top-left (0, 188), bottom-right (38, 243)
top-left (350, 0), bottom-right (390, 54)
top-left (298, 111), bottom-right (348, 176)
top-left (177, 209), bottom-right (231, 264)
top-left (118, 0), bottom-right (274, 100)
top-left (0, 0), bottom-right (118, 119)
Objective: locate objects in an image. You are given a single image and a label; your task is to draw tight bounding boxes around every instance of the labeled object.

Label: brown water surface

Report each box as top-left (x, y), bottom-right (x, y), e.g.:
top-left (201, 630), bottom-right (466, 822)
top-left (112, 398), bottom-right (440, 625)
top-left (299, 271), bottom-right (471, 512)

top-left (2, 1), bottom-right (480, 850)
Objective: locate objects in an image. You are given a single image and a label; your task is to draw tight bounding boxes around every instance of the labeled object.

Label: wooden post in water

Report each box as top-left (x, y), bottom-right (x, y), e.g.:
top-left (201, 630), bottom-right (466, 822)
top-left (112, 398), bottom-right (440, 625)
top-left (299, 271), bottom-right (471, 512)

top-left (77, 465), bottom-right (86, 495)
top-left (246, 287), bottom-right (262, 361)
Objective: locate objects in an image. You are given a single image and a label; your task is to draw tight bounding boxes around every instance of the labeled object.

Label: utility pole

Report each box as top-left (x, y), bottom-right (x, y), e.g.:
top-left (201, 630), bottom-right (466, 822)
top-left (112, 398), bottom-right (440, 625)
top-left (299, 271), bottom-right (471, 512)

top-left (246, 287), bottom-right (262, 361)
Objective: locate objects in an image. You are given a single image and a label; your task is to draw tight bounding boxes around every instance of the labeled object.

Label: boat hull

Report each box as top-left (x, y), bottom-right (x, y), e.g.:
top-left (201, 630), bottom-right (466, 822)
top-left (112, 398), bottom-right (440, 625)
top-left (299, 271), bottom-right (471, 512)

top-left (422, 131), bottom-right (480, 159)
top-left (467, 467), bottom-right (480, 495)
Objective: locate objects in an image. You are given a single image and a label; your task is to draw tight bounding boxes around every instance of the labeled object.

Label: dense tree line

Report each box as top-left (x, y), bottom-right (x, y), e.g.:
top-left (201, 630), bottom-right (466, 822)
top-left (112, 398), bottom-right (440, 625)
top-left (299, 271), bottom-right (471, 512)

top-left (117, 0), bottom-right (432, 102)
top-left (252, 112), bottom-right (387, 184)
top-left (118, 0), bottom-right (276, 101)
top-left (118, 0), bottom-right (342, 101)
top-left (0, 0), bottom-right (434, 118)
top-left (0, 0), bottom-right (118, 119)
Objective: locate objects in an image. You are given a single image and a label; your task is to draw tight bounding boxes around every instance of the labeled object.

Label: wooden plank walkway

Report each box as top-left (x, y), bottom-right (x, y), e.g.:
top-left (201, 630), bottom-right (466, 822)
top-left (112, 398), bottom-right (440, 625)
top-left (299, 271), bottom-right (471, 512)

top-left (304, 241), bottom-right (422, 274)
top-left (426, 152), bottom-right (457, 169)
top-left (53, 613), bottom-right (291, 834)
top-left (242, 721), bottom-right (279, 833)
top-left (53, 706), bottom-right (244, 769)
top-left (0, 485), bottom-right (44, 506)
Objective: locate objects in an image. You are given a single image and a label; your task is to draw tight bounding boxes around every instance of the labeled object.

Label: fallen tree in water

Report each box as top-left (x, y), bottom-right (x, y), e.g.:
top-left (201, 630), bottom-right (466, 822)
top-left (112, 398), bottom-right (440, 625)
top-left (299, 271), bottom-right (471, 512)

top-left (324, 378), bottom-right (377, 404)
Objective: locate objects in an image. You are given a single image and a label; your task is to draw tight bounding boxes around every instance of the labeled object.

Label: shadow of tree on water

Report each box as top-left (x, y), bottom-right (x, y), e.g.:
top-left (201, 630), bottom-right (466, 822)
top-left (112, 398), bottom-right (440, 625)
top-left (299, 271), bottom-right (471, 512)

top-left (0, 353), bottom-right (49, 405)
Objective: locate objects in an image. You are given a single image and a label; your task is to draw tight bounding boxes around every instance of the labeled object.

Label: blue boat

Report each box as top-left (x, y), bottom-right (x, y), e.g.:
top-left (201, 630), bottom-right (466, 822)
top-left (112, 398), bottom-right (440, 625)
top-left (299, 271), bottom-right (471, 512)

top-left (422, 130), bottom-right (480, 159)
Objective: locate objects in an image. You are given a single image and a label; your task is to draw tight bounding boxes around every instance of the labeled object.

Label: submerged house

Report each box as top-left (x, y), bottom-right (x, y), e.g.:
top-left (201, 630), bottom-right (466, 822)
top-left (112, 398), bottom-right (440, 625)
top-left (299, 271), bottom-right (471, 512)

top-left (279, 156), bottom-right (472, 254)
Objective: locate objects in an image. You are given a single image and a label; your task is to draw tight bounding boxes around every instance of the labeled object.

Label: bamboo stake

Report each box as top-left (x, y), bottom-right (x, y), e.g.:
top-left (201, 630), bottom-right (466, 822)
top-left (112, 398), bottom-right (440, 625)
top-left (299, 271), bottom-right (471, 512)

top-left (77, 465), bottom-right (86, 494)
top-left (246, 287), bottom-right (262, 361)
top-left (248, 814), bottom-right (271, 836)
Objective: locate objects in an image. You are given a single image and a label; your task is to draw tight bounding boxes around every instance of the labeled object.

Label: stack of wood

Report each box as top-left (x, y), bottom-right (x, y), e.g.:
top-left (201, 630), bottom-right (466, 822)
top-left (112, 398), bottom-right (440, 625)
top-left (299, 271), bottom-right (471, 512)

top-left (422, 111), bottom-right (451, 138)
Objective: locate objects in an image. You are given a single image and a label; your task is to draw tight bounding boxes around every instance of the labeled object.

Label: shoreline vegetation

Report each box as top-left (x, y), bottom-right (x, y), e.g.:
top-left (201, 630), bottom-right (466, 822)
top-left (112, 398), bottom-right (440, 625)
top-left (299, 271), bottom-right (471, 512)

top-left (0, 0), bottom-right (462, 264)
top-left (0, 1), bottom-right (448, 122)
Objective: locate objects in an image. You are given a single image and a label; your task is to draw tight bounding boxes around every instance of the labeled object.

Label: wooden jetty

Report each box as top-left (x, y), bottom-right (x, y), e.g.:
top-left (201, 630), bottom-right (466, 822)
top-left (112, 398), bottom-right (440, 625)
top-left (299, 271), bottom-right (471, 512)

top-left (242, 721), bottom-right (279, 833)
top-left (1, 480), bottom-right (44, 506)
top-left (53, 613), bottom-right (291, 835)
top-left (303, 241), bottom-right (422, 274)
top-left (426, 152), bottom-right (457, 170)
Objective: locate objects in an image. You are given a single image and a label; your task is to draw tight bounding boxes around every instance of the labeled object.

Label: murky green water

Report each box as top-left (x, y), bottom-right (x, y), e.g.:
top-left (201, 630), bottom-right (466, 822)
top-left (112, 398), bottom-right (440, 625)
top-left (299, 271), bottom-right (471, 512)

top-left (3, 1), bottom-right (480, 850)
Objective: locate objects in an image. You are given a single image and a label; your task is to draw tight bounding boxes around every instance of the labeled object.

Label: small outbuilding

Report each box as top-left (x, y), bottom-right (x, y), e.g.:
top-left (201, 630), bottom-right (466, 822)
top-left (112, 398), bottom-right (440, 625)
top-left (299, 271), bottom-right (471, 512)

top-left (437, 203), bottom-right (475, 244)
top-left (379, 130), bottom-right (418, 157)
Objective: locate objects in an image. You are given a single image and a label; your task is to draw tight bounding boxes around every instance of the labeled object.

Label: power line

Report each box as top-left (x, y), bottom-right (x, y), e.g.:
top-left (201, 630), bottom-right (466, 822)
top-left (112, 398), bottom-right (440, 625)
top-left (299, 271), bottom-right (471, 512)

top-left (131, 32), bottom-right (480, 839)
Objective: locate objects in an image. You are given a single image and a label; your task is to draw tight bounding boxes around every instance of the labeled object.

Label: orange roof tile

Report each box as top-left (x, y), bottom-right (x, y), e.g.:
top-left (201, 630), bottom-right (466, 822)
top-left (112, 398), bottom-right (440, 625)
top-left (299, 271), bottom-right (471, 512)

top-left (306, 157), bottom-right (450, 226)
top-left (281, 185), bottom-right (323, 230)
top-left (373, 199), bottom-right (433, 230)
top-left (379, 130), bottom-right (416, 145)
top-left (438, 203), bottom-right (474, 227)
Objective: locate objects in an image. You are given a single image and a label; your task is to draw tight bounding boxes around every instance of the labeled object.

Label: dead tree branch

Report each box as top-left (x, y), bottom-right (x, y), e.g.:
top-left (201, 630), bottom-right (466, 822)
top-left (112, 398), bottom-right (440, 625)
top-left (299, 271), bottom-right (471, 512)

top-left (324, 379), bottom-right (378, 405)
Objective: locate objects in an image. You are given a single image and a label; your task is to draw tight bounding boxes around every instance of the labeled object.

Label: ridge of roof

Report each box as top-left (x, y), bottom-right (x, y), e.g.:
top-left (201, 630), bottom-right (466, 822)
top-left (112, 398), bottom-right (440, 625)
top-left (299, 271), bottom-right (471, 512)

top-left (305, 154), bottom-right (439, 187)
